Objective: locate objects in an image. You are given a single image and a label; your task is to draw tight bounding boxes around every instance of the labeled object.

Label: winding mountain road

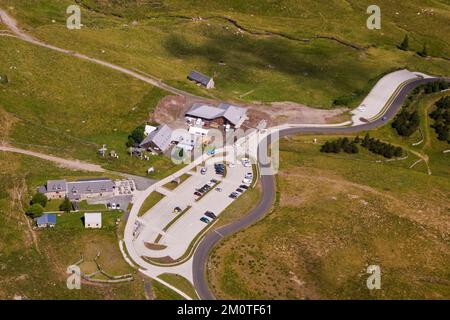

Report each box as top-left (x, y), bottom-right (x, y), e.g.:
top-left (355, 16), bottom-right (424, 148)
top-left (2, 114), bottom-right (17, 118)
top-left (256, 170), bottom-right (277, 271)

top-left (192, 76), bottom-right (442, 300)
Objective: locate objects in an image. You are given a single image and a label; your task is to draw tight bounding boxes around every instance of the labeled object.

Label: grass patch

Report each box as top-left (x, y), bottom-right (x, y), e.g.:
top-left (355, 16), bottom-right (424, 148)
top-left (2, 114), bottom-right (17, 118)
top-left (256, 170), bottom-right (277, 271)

top-left (137, 191), bottom-right (165, 217)
top-left (208, 133), bottom-right (450, 299)
top-left (163, 173), bottom-right (191, 190)
top-left (158, 273), bottom-right (199, 300)
top-left (152, 279), bottom-right (185, 300)
top-left (0, 152), bottom-right (145, 299)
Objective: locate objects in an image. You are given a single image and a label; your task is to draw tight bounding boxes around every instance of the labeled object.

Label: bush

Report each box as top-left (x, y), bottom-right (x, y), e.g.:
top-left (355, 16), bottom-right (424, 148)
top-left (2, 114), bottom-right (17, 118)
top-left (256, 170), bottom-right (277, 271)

top-left (31, 192), bottom-right (48, 208)
top-left (399, 34), bottom-right (409, 51)
top-left (392, 110), bottom-right (420, 137)
top-left (59, 197), bottom-right (72, 213)
top-left (127, 125), bottom-right (146, 146)
top-left (0, 74), bottom-right (8, 84)
top-left (26, 204), bottom-right (44, 219)
top-left (360, 134), bottom-right (404, 158)
top-left (320, 137), bottom-right (359, 154)
top-left (429, 96), bottom-right (450, 143)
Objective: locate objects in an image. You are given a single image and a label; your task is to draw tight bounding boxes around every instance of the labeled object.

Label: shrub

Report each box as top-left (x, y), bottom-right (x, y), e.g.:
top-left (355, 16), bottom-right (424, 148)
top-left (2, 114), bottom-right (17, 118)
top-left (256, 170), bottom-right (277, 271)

top-left (59, 197), bottom-right (72, 213)
top-left (26, 203), bottom-right (44, 219)
top-left (399, 34), bottom-right (409, 51)
top-left (31, 192), bottom-right (48, 208)
top-left (0, 74), bottom-right (8, 84)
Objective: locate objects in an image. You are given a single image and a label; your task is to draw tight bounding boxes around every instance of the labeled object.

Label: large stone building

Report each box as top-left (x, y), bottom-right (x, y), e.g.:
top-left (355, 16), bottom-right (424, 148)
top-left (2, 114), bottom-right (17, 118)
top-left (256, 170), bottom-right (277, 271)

top-left (38, 178), bottom-right (114, 201)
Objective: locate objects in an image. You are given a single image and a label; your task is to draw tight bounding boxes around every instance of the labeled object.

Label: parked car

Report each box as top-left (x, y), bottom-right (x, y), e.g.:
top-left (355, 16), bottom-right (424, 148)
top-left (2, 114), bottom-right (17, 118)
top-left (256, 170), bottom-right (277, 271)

top-left (205, 211), bottom-right (217, 219)
top-left (242, 178), bottom-right (252, 184)
top-left (116, 204), bottom-right (121, 210)
top-left (215, 187), bottom-right (223, 192)
top-left (240, 185), bottom-right (249, 189)
top-left (200, 217), bottom-right (210, 224)
top-left (173, 207), bottom-right (182, 214)
top-left (241, 158), bottom-right (251, 167)
top-left (381, 116), bottom-right (387, 121)
top-left (200, 167), bottom-right (207, 175)
top-left (236, 188), bottom-right (244, 193)
top-left (229, 192), bottom-right (239, 199)
top-left (210, 179), bottom-right (218, 184)
top-left (194, 191), bottom-right (202, 197)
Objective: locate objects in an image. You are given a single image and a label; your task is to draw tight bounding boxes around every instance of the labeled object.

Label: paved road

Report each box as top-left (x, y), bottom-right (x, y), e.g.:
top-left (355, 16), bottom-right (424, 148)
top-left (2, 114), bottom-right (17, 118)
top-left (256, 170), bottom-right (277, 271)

top-left (192, 76), bottom-right (442, 300)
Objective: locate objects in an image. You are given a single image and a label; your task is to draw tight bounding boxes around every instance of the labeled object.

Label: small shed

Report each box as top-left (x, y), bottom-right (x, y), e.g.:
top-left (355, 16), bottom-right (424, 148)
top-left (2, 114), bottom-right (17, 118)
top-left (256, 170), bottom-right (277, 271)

top-left (187, 71), bottom-right (215, 89)
top-left (36, 213), bottom-right (57, 228)
top-left (84, 212), bottom-right (102, 229)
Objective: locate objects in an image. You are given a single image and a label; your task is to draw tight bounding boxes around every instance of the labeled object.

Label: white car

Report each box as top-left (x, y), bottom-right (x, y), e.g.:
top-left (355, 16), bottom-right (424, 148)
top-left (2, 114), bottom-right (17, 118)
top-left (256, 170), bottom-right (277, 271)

top-left (242, 178), bottom-right (252, 184)
top-left (241, 158), bottom-right (251, 167)
top-left (110, 203), bottom-right (117, 210)
top-left (200, 167), bottom-right (207, 175)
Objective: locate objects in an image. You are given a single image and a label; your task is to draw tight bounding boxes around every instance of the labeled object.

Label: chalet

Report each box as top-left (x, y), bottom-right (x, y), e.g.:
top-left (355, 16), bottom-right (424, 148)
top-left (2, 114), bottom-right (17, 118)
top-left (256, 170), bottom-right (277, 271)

top-left (139, 124), bottom-right (173, 153)
top-left (84, 212), bottom-right (102, 229)
top-left (187, 71), bottom-right (215, 89)
top-left (185, 103), bottom-right (247, 128)
top-left (36, 213), bottom-right (56, 228)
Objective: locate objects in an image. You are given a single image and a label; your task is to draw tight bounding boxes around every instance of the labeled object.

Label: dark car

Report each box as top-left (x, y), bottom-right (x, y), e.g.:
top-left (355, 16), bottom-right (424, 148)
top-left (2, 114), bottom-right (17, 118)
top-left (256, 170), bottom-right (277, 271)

top-left (173, 207), bottom-right (182, 214)
top-left (236, 188), bottom-right (244, 193)
top-left (205, 211), bottom-right (217, 219)
top-left (194, 191), bottom-right (202, 197)
top-left (210, 179), bottom-right (218, 184)
top-left (200, 217), bottom-right (210, 224)
top-left (239, 185), bottom-right (249, 189)
top-left (229, 192), bottom-right (238, 199)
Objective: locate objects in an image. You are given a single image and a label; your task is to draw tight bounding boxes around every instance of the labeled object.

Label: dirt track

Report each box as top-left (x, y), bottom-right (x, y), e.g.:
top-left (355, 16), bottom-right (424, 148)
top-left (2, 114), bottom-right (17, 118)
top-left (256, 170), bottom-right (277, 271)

top-left (0, 145), bottom-right (105, 172)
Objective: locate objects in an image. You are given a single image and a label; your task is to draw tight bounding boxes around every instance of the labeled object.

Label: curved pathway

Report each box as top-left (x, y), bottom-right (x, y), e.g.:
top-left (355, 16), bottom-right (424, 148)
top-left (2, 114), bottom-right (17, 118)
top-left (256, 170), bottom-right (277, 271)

top-left (0, 145), bottom-right (105, 172)
top-left (0, 9), bottom-right (200, 99)
top-left (192, 76), bottom-right (442, 299)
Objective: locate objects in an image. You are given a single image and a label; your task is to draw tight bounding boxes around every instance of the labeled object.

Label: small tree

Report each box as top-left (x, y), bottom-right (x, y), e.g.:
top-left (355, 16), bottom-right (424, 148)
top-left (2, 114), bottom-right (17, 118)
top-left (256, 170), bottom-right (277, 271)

top-left (130, 125), bottom-right (146, 145)
top-left (26, 203), bottom-right (44, 219)
top-left (59, 197), bottom-right (72, 213)
top-left (418, 43), bottom-right (428, 57)
top-left (399, 34), bottom-right (409, 51)
top-left (0, 74), bottom-right (8, 84)
top-left (31, 192), bottom-right (48, 208)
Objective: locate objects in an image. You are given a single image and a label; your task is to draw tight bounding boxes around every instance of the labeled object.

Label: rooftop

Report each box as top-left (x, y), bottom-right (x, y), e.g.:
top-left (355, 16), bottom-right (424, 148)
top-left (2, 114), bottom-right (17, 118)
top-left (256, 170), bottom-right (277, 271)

top-left (185, 103), bottom-right (247, 125)
top-left (188, 70), bottom-right (212, 86)
top-left (36, 213), bottom-right (57, 225)
top-left (84, 212), bottom-right (102, 225)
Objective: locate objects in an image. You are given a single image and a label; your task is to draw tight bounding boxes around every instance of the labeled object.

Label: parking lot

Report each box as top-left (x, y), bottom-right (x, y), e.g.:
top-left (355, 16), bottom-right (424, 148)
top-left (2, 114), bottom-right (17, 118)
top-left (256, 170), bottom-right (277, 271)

top-left (135, 159), bottom-right (254, 260)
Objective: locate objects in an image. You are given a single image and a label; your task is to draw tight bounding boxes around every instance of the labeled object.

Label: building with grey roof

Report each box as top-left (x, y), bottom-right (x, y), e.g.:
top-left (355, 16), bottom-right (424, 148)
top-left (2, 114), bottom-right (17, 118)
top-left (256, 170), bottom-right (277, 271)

top-left (43, 179), bottom-right (68, 199)
top-left (187, 71), bottom-right (215, 89)
top-left (67, 179), bottom-right (115, 201)
top-left (139, 124), bottom-right (173, 153)
top-left (185, 103), bottom-right (247, 128)
top-left (39, 178), bottom-right (114, 201)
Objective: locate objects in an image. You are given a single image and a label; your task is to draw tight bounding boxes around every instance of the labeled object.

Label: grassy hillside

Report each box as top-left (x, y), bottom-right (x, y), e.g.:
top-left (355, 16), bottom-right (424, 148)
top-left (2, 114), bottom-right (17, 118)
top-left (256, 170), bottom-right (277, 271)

top-left (0, 0), bottom-right (449, 107)
top-left (0, 33), bottom-right (179, 178)
top-left (208, 99), bottom-right (450, 299)
top-left (0, 152), bottom-right (146, 299)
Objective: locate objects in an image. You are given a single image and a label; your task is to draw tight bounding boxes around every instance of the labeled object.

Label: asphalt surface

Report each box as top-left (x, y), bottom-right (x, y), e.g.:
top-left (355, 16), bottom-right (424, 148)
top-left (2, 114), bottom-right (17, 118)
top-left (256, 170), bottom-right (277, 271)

top-left (192, 77), bottom-right (442, 300)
